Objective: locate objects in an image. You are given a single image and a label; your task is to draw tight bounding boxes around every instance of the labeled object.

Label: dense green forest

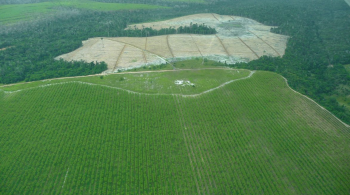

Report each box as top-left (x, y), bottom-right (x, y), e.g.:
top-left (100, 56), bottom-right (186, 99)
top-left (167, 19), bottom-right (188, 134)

top-left (0, 0), bottom-right (349, 122)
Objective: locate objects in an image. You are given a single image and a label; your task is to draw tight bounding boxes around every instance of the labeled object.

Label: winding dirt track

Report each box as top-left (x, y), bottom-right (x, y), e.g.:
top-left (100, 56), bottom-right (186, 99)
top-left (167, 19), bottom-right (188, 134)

top-left (1, 69), bottom-right (255, 98)
top-left (0, 68), bottom-right (231, 88)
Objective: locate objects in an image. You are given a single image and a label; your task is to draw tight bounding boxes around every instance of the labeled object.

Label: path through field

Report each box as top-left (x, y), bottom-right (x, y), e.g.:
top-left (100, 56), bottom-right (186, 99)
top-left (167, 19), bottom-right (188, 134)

top-left (0, 69), bottom-right (255, 97)
top-left (0, 68), bottom-right (230, 88)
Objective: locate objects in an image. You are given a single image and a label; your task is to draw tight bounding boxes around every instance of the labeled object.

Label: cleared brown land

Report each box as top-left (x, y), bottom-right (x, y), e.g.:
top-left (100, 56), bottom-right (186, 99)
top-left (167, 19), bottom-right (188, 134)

top-left (56, 14), bottom-right (288, 73)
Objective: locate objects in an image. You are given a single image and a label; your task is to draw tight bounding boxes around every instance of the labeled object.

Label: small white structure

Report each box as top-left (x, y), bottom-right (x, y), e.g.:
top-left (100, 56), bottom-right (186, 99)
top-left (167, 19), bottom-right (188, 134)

top-left (175, 80), bottom-right (184, 85)
top-left (175, 80), bottom-right (195, 86)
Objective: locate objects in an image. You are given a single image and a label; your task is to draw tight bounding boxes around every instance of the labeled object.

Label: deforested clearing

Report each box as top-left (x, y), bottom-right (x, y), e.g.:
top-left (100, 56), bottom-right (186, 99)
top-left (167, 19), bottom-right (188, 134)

top-left (56, 14), bottom-right (288, 73)
top-left (0, 70), bottom-right (349, 194)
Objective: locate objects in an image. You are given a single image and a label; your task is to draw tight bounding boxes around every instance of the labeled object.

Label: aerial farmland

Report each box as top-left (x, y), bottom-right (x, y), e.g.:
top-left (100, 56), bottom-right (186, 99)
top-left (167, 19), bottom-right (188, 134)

top-left (0, 0), bottom-right (349, 194)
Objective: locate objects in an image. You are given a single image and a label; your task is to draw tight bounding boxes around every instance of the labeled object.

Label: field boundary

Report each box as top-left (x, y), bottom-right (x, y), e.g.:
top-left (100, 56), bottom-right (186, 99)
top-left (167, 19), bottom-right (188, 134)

top-left (143, 37), bottom-right (148, 63)
top-left (215, 35), bottom-right (230, 57)
top-left (238, 37), bottom-right (259, 58)
top-left (106, 38), bottom-right (171, 65)
top-left (113, 44), bottom-right (127, 72)
top-left (248, 30), bottom-right (281, 57)
top-left (211, 13), bottom-right (219, 21)
top-left (166, 35), bottom-right (175, 58)
top-left (282, 76), bottom-right (350, 128)
top-left (190, 35), bottom-right (204, 59)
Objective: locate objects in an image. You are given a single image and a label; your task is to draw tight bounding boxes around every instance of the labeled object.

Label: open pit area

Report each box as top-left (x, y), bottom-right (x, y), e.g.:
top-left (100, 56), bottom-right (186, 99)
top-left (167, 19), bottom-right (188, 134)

top-left (55, 13), bottom-right (288, 73)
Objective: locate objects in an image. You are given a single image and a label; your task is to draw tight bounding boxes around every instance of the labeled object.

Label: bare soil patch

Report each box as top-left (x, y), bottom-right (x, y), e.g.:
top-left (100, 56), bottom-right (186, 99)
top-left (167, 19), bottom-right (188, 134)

top-left (0, 46), bottom-right (13, 51)
top-left (55, 13), bottom-right (288, 73)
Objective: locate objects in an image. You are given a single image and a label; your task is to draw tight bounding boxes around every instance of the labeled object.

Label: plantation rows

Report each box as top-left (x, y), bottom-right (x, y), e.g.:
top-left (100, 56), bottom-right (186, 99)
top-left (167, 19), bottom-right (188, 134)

top-left (0, 72), bottom-right (349, 194)
top-left (0, 83), bottom-right (196, 194)
top-left (174, 72), bottom-right (350, 194)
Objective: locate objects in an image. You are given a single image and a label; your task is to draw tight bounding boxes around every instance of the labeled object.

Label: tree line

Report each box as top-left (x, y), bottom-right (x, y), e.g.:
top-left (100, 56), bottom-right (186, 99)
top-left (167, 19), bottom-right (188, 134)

top-left (125, 23), bottom-right (216, 37)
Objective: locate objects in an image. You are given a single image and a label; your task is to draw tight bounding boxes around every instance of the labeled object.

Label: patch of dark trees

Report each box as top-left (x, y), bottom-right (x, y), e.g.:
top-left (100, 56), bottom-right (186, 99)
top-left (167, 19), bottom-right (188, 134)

top-left (126, 23), bottom-right (216, 37)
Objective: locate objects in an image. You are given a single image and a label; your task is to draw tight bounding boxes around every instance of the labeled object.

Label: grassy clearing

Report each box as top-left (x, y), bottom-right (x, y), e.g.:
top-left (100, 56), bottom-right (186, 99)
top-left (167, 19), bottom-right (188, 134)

top-left (335, 66), bottom-right (350, 111)
top-left (0, 71), bottom-right (349, 194)
top-left (0, 69), bottom-right (250, 95)
top-left (0, 0), bottom-right (165, 23)
top-left (337, 96), bottom-right (350, 109)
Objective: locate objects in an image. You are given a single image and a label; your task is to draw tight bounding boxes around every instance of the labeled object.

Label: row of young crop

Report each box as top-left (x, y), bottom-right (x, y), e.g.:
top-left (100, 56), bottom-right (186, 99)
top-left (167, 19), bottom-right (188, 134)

top-left (176, 74), bottom-right (275, 194)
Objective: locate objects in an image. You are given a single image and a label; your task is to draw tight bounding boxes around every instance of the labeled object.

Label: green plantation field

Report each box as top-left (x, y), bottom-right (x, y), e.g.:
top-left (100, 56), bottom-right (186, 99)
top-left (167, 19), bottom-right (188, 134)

top-left (0, 0), bottom-right (164, 23)
top-left (0, 70), bottom-right (349, 194)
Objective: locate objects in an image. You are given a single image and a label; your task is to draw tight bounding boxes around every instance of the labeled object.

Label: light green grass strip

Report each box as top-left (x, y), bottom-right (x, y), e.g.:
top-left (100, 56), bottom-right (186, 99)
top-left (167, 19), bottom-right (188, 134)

top-left (0, 0), bottom-right (165, 23)
top-left (0, 69), bottom-right (251, 95)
